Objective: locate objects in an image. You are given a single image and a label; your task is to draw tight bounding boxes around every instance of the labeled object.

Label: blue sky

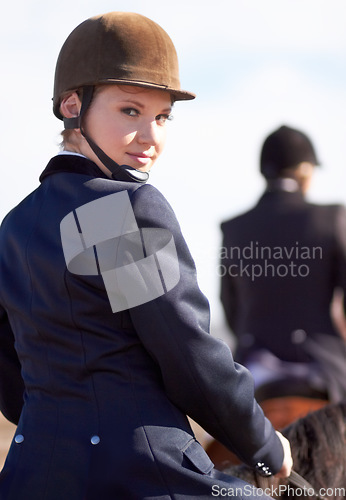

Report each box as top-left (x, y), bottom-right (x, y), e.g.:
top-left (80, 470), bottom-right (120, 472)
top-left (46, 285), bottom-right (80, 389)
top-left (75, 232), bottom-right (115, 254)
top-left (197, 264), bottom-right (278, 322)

top-left (1, 0), bottom-right (346, 336)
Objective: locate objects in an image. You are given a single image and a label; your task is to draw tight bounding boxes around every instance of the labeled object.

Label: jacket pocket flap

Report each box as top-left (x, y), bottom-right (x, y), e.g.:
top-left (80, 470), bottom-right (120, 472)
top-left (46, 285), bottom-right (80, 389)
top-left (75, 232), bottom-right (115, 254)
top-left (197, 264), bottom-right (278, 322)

top-left (182, 439), bottom-right (214, 474)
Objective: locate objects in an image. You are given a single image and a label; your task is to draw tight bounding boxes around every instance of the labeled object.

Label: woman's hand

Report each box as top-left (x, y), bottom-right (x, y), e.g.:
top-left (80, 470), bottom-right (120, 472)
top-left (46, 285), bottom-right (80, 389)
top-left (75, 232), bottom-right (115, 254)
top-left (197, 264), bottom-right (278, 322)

top-left (274, 431), bottom-right (293, 478)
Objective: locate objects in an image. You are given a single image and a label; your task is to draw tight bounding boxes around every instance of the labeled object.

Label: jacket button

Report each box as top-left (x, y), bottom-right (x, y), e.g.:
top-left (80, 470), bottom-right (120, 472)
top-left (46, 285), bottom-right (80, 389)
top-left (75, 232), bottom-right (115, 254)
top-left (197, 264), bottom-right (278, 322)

top-left (255, 462), bottom-right (272, 476)
top-left (91, 435), bottom-right (100, 445)
top-left (291, 329), bottom-right (307, 344)
top-left (15, 434), bottom-right (24, 444)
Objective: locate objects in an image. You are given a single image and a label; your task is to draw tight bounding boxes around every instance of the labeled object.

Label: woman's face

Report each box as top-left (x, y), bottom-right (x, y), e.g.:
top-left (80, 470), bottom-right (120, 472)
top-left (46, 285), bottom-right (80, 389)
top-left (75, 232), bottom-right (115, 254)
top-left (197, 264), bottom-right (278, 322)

top-left (82, 85), bottom-right (173, 173)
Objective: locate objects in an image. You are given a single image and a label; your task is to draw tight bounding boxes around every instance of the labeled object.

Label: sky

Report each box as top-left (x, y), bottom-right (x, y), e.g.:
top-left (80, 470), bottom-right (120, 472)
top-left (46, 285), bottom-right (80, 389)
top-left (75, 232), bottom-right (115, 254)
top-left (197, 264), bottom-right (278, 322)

top-left (1, 0), bottom-right (346, 341)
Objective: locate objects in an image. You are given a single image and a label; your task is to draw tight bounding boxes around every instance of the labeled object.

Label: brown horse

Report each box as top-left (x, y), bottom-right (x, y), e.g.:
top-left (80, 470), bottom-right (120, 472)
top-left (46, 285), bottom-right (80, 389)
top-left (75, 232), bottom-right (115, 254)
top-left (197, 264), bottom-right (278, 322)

top-left (222, 402), bottom-right (346, 500)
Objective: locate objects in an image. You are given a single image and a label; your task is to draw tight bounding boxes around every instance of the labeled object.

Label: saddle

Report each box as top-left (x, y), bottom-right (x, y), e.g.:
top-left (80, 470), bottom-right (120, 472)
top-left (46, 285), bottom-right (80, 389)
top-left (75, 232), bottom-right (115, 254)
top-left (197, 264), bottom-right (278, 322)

top-left (254, 377), bottom-right (328, 429)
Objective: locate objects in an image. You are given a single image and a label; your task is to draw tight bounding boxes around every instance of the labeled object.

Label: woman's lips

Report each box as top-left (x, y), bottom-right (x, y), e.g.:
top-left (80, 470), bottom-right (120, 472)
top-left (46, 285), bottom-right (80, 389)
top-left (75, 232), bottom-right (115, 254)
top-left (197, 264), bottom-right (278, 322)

top-left (126, 152), bottom-right (152, 165)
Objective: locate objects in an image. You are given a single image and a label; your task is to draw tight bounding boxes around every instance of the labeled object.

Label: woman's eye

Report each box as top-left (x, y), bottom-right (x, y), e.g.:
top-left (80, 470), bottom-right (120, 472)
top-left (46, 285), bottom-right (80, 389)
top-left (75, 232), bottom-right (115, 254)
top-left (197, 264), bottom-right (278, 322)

top-left (156, 114), bottom-right (173, 124)
top-left (122, 108), bottom-right (139, 117)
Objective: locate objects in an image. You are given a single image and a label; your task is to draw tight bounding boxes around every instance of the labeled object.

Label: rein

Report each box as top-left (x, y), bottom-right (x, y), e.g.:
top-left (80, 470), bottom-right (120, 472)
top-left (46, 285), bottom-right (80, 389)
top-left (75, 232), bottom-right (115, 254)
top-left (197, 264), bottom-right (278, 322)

top-left (288, 470), bottom-right (326, 500)
top-left (256, 469), bottom-right (326, 500)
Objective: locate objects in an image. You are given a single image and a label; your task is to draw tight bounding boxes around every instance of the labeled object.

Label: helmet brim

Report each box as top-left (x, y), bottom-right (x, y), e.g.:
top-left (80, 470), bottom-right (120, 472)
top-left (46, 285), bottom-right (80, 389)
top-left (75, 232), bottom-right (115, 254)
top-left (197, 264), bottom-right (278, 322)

top-left (100, 78), bottom-right (196, 100)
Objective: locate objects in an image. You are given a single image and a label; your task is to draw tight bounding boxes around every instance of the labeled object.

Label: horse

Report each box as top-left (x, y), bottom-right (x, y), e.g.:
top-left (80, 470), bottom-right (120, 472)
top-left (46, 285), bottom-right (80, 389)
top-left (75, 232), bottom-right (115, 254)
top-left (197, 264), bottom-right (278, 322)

top-left (222, 402), bottom-right (346, 500)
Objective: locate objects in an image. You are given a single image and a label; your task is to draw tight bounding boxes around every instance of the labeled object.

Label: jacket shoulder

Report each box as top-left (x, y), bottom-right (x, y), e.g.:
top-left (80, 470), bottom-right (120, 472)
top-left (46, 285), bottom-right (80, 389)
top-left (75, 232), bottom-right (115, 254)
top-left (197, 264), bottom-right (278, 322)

top-left (306, 201), bottom-right (346, 213)
top-left (221, 207), bottom-right (257, 233)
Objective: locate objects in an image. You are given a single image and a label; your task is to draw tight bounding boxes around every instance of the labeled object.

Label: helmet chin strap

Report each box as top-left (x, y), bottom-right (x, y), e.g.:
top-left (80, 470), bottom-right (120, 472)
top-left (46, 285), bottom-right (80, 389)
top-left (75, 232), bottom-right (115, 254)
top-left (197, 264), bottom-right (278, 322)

top-left (63, 85), bottom-right (149, 183)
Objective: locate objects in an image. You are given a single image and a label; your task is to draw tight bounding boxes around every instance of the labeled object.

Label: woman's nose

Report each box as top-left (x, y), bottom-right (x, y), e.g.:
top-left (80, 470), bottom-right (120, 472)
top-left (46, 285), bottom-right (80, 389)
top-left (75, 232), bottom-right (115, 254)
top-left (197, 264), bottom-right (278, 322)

top-left (137, 120), bottom-right (160, 146)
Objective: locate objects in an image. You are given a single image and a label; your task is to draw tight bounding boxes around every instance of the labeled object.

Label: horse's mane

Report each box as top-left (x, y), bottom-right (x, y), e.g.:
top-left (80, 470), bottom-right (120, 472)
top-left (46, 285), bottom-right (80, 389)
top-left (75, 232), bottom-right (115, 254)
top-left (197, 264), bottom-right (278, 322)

top-left (223, 402), bottom-right (346, 499)
top-left (282, 402), bottom-right (346, 495)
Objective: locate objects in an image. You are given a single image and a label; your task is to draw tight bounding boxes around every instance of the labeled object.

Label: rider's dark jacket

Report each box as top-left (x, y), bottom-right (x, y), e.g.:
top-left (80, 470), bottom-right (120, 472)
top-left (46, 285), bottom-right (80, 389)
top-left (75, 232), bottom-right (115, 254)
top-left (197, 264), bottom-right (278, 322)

top-left (0, 154), bottom-right (283, 499)
top-left (220, 182), bottom-right (346, 373)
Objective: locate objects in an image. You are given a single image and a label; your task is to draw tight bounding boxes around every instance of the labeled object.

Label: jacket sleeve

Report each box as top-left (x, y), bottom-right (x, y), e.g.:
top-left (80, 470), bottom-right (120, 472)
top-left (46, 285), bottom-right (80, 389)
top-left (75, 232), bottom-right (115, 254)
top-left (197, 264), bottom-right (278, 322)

top-left (128, 184), bottom-right (284, 473)
top-left (0, 304), bottom-right (25, 424)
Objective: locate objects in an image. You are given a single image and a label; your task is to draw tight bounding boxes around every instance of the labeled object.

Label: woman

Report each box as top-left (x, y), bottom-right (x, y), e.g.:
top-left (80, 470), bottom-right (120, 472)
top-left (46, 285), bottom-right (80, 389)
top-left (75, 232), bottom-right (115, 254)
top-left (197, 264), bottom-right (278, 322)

top-left (0, 12), bottom-right (291, 499)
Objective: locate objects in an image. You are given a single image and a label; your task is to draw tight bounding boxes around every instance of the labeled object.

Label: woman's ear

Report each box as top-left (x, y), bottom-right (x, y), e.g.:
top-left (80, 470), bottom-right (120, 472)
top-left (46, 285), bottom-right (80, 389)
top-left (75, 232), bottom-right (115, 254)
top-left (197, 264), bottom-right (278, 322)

top-left (60, 92), bottom-right (82, 122)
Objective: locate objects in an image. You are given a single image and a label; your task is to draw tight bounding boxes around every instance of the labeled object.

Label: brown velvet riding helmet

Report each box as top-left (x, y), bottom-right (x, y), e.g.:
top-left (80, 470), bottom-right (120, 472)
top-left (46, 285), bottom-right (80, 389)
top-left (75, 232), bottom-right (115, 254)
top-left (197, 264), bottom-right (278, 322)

top-left (53, 11), bottom-right (195, 120)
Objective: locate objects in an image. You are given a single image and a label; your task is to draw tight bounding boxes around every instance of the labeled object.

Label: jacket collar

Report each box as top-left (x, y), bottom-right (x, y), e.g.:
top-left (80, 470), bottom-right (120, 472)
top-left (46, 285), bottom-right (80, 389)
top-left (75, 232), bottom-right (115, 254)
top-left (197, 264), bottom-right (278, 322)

top-left (265, 178), bottom-right (300, 193)
top-left (39, 154), bottom-right (109, 183)
top-left (258, 180), bottom-right (306, 207)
